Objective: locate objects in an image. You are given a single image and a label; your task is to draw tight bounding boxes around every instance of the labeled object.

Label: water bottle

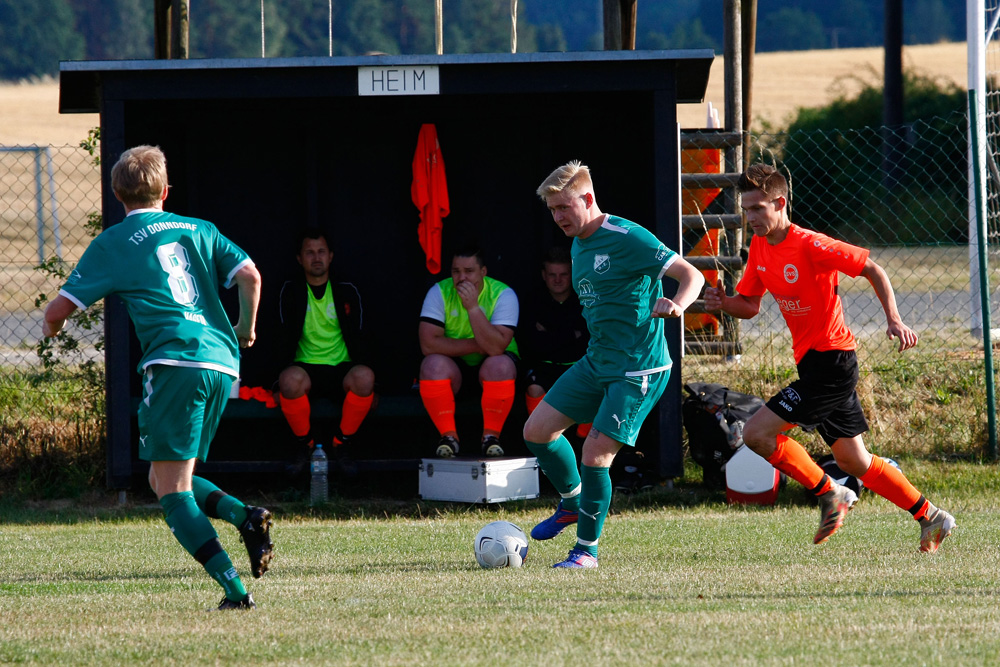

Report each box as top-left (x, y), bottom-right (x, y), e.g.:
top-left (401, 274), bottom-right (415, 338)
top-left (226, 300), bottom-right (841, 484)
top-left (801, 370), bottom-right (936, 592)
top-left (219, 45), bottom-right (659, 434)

top-left (310, 444), bottom-right (328, 505)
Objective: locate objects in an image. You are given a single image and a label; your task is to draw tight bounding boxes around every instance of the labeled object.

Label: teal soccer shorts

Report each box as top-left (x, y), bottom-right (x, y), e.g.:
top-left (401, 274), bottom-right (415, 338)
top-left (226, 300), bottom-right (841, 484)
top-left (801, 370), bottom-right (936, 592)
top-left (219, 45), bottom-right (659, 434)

top-left (543, 355), bottom-right (669, 447)
top-left (137, 364), bottom-right (233, 462)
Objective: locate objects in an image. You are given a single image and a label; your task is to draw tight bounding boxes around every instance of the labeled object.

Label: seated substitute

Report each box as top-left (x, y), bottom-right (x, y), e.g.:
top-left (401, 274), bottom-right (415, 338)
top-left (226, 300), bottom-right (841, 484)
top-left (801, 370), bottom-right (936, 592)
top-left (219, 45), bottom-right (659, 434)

top-left (277, 227), bottom-right (375, 462)
top-left (520, 246), bottom-right (591, 439)
top-left (418, 246), bottom-right (519, 458)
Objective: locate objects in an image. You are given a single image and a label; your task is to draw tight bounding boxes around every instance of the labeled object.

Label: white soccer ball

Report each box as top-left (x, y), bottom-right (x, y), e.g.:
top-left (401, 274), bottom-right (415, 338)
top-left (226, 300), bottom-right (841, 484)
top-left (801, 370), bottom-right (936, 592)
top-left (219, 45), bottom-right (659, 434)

top-left (473, 520), bottom-right (529, 569)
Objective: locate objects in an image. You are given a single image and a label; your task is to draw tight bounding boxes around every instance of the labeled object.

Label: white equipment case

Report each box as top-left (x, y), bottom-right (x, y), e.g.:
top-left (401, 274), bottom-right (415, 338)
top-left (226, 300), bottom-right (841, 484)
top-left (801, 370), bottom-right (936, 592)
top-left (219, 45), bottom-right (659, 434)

top-left (725, 445), bottom-right (782, 505)
top-left (418, 457), bottom-right (540, 503)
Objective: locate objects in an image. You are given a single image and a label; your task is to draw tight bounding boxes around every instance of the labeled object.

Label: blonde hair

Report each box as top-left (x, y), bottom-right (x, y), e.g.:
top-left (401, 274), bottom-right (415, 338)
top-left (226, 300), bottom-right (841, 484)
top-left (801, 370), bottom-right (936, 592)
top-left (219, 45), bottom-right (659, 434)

top-left (536, 160), bottom-right (593, 201)
top-left (111, 145), bottom-right (169, 208)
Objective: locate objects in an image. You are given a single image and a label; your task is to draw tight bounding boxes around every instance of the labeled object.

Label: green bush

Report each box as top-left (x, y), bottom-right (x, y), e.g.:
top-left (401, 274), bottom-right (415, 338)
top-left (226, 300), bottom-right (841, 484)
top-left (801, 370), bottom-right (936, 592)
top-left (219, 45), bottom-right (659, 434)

top-left (755, 70), bottom-right (967, 244)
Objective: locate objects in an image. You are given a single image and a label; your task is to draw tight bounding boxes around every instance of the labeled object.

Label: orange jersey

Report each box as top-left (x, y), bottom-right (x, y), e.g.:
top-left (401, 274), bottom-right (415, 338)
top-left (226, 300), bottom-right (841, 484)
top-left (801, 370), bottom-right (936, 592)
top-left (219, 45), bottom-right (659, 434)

top-left (737, 224), bottom-right (869, 364)
top-left (411, 124), bottom-right (450, 274)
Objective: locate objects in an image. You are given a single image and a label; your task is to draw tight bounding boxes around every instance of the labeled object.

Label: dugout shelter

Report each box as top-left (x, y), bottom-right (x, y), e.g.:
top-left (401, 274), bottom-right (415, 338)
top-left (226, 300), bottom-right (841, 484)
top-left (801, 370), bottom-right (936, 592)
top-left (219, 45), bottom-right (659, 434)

top-left (59, 50), bottom-right (714, 492)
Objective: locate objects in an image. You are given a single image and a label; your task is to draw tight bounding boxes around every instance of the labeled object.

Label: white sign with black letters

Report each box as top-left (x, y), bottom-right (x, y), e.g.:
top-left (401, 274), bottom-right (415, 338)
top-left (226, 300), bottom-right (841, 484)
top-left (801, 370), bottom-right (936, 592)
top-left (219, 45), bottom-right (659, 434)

top-left (358, 66), bottom-right (440, 96)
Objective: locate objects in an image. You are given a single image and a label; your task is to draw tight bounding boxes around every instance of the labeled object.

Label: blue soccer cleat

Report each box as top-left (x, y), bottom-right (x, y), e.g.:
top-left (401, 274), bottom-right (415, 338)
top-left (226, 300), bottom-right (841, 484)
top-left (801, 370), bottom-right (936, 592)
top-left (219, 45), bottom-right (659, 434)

top-left (530, 501), bottom-right (579, 541)
top-left (553, 548), bottom-right (598, 569)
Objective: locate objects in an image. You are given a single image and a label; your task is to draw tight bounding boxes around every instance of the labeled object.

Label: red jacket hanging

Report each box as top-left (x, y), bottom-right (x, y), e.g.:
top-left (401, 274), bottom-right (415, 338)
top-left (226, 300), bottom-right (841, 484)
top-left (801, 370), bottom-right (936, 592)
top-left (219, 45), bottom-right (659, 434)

top-left (411, 124), bottom-right (450, 274)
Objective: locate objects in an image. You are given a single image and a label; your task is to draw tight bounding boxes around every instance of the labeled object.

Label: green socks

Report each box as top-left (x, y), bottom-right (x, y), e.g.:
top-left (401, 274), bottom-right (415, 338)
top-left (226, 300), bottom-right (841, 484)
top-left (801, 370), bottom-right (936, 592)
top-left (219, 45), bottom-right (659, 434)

top-left (525, 436), bottom-right (581, 511)
top-left (191, 476), bottom-right (248, 527)
top-left (575, 465), bottom-right (612, 557)
top-left (159, 491), bottom-right (247, 601)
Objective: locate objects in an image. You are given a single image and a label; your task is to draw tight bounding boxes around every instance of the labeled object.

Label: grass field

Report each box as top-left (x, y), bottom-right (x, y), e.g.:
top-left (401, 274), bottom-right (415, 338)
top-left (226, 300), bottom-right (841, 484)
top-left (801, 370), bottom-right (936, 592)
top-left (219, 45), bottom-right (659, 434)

top-left (0, 460), bottom-right (997, 665)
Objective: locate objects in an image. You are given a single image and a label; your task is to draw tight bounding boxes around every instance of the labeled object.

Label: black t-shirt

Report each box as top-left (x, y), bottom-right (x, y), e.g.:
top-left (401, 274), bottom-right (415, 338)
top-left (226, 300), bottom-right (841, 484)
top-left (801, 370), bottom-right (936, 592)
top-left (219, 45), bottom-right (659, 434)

top-left (518, 289), bottom-right (589, 365)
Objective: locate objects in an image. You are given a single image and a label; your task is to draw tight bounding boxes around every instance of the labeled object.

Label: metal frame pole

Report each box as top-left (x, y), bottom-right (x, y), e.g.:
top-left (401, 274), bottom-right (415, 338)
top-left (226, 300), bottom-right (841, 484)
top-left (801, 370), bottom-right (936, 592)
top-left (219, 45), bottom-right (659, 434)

top-left (969, 87), bottom-right (998, 460)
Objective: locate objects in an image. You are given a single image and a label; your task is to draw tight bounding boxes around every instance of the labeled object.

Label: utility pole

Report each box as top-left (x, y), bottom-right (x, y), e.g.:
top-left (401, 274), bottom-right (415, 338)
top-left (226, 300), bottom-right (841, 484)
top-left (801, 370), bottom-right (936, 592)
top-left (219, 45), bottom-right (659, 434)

top-left (154, 0), bottom-right (189, 59)
top-left (603, 0), bottom-right (637, 50)
top-left (741, 0), bottom-right (757, 138)
top-left (883, 0), bottom-right (905, 189)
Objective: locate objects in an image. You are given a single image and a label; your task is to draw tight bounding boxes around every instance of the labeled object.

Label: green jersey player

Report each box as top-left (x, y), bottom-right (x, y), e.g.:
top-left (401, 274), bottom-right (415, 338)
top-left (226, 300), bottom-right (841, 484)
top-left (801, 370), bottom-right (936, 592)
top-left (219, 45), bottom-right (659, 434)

top-left (524, 160), bottom-right (705, 568)
top-left (42, 145), bottom-right (272, 610)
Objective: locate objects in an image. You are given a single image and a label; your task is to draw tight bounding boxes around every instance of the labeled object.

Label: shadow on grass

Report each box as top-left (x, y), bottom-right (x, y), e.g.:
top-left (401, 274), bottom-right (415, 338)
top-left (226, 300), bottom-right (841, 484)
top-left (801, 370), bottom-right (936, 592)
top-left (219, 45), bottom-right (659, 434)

top-left (0, 476), bottom-right (827, 525)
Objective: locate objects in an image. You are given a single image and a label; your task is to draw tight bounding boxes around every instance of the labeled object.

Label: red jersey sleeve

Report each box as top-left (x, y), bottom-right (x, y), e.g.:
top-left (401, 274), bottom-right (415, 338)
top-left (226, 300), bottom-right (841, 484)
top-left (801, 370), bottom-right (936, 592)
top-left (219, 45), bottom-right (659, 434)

top-left (805, 231), bottom-right (869, 277)
top-left (735, 235), bottom-right (767, 297)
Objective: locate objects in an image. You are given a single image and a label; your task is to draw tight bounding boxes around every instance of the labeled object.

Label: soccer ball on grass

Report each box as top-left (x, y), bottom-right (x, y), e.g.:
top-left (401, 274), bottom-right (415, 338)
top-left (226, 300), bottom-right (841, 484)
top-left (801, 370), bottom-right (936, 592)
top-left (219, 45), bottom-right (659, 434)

top-left (473, 521), bottom-right (529, 569)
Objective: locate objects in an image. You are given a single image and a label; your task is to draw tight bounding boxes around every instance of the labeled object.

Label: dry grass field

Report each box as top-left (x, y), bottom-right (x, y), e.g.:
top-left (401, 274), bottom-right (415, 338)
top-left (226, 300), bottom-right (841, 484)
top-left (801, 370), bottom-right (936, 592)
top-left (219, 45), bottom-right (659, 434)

top-left (680, 41), bottom-right (967, 129)
top-left (0, 42), bottom-right (968, 146)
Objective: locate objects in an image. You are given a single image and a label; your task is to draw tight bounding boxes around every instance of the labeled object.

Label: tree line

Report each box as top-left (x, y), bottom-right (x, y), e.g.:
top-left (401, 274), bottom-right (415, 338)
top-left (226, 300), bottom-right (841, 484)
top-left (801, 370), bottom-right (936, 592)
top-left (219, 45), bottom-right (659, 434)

top-left (0, 0), bottom-right (964, 83)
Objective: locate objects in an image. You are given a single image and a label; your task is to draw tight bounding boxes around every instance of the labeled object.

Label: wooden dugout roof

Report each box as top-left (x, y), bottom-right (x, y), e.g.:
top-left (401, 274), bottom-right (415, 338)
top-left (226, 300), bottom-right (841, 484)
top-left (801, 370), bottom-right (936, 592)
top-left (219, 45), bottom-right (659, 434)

top-left (60, 50), bottom-right (714, 114)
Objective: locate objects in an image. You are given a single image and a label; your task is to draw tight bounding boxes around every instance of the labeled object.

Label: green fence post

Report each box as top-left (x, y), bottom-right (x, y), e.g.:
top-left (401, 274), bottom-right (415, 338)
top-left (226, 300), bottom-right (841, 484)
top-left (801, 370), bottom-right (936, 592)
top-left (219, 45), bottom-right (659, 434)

top-left (968, 89), bottom-right (998, 460)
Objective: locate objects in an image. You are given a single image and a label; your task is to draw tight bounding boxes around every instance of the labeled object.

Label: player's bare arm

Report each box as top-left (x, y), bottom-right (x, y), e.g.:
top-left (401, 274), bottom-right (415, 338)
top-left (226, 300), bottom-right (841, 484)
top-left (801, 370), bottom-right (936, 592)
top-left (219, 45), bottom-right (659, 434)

top-left (233, 264), bottom-right (262, 349)
top-left (465, 305), bottom-right (514, 356)
top-left (41, 294), bottom-right (78, 338)
top-left (859, 257), bottom-right (918, 352)
top-left (419, 321), bottom-right (485, 357)
top-left (653, 257), bottom-right (705, 318)
top-left (454, 278), bottom-right (514, 357)
top-left (703, 278), bottom-right (762, 319)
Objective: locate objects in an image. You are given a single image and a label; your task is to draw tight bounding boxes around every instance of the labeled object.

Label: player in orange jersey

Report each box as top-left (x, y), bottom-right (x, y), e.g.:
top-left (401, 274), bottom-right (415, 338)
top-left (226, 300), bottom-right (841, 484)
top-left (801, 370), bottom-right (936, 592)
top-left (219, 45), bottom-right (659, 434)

top-left (704, 164), bottom-right (955, 553)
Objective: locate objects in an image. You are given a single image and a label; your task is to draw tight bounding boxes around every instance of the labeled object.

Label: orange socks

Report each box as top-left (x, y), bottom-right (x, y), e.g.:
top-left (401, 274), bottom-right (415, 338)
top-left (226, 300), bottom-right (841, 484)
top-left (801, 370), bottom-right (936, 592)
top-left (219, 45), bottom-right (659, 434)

top-left (279, 394), bottom-right (311, 438)
top-left (482, 379), bottom-right (515, 435)
top-left (860, 455), bottom-right (929, 519)
top-left (422, 378), bottom-right (515, 438)
top-left (340, 391), bottom-right (374, 438)
top-left (419, 379), bottom-right (457, 436)
top-left (767, 434), bottom-right (832, 496)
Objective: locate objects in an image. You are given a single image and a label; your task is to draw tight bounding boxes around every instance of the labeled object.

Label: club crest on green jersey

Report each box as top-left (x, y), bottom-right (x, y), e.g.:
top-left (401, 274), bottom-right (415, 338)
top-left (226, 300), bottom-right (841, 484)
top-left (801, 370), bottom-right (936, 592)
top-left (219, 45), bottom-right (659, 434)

top-left (594, 254), bottom-right (611, 274)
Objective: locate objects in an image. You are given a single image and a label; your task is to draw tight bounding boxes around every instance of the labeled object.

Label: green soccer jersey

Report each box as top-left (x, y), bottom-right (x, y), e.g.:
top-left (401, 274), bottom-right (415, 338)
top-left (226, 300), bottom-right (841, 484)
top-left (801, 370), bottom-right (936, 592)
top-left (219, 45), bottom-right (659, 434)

top-left (294, 282), bottom-right (351, 366)
top-left (60, 210), bottom-right (252, 377)
top-left (572, 214), bottom-right (678, 376)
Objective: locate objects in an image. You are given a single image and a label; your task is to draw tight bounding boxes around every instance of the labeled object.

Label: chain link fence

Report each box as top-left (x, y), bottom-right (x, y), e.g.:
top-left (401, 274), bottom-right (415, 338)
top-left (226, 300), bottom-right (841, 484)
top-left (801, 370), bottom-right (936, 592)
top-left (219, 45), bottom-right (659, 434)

top-left (1, 111), bottom-right (997, 470)
top-left (0, 142), bottom-right (104, 482)
top-left (685, 110), bottom-right (998, 459)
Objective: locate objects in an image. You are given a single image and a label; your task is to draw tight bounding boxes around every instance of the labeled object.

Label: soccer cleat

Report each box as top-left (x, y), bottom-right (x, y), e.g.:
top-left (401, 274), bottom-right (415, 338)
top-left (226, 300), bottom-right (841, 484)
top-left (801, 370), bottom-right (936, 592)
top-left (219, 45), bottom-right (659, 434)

top-left (481, 435), bottom-right (504, 457)
top-left (919, 508), bottom-right (956, 553)
top-left (553, 548), bottom-right (598, 569)
top-left (436, 435), bottom-right (460, 458)
top-left (814, 483), bottom-right (858, 544)
top-left (332, 434), bottom-right (358, 476)
top-left (530, 501), bottom-right (579, 540)
top-left (215, 592), bottom-right (255, 611)
top-left (239, 506), bottom-right (275, 578)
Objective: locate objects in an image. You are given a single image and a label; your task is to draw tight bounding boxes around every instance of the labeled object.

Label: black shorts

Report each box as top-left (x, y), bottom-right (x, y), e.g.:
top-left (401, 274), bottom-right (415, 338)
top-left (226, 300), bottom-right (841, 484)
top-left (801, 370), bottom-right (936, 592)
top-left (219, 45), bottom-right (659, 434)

top-left (765, 349), bottom-right (869, 446)
top-left (524, 361), bottom-right (574, 393)
top-left (454, 351), bottom-right (520, 399)
top-left (290, 361), bottom-right (358, 399)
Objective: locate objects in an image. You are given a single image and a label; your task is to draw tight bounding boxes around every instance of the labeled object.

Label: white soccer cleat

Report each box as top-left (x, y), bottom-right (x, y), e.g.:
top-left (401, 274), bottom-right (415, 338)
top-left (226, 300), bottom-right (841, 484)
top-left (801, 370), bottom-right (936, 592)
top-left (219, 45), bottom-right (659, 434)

top-left (814, 483), bottom-right (858, 545)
